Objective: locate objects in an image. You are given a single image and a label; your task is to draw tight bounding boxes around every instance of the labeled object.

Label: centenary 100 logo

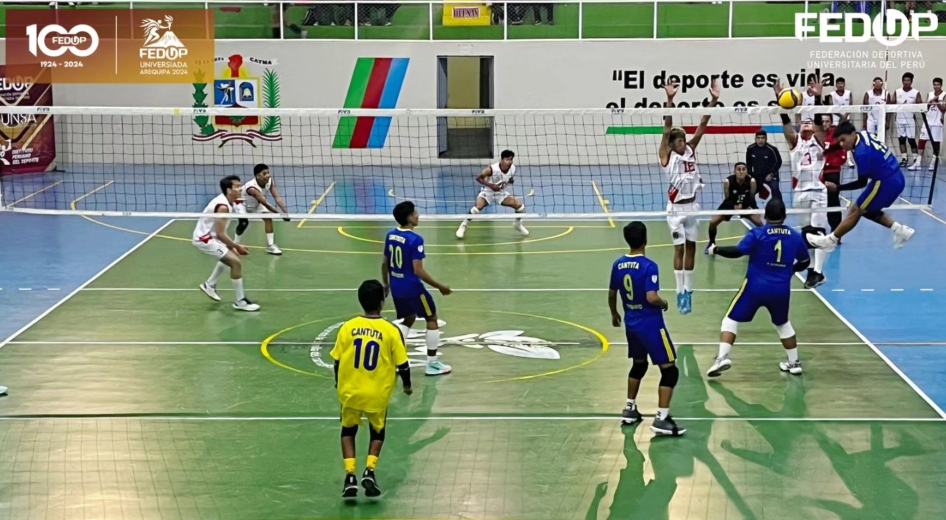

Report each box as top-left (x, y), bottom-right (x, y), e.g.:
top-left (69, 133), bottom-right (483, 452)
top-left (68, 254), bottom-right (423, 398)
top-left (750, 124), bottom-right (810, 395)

top-left (25, 24), bottom-right (99, 58)
top-left (795, 9), bottom-right (938, 46)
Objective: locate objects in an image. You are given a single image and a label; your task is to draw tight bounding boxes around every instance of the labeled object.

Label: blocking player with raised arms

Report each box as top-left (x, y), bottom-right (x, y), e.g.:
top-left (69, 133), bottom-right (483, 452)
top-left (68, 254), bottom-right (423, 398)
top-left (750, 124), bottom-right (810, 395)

top-left (234, 163), bottom-right (290, 255)
top-left (658, 79), bottom-right (721, 315)
top-left (896, 72), bottom-right (923, 168)
top-left (332, 280), bottom-right (412, 500)
top-left (808, 121), bottom-right (916, 251)
top-left (193, 175), bottom-right (260, 311)
top-left (456, 150), bottom-right (529, 239)
top-left (705, 162), bottom-right (762, 253)
top-left (706, 199), bottom-right (810, 376)
top-left (383, 201), bottom-right (453, 376)
top-left (862, 77), bottom-right (889, 136)
top-left (775, 80), bottom-right (831, 289)
top-left (914, 77), bottom-right (945, 171)
top-left (608, 222), bottom-right (685, 437)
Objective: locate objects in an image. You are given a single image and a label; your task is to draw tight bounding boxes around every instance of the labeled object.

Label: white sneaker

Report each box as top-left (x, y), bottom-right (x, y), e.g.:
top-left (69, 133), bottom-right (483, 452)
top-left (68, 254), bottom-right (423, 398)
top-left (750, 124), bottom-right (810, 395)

top-left (266, 244), bottom-right (282, 256)
top-left (779, 360), bottom-right (803, 375)
top-left (806, 233), bottom-right (838, 253)
top-left (930, 162), bottom-right (937, 172)
top-left (908, 158), bottom-right (923, 171)
top-left (200, 282), bottom-right (221, 302)
top-left (513, 221), bottom-right (530, 236)
top-left (894, 225), bottom-right (915, 249)
top-left (425, 360), bottom-right (452, 376)
top-left (456, 223), bottom-right (467, 239)
top-left (707, 357), bottom-right (732, 378)
top-left (233, 298), bottom-right (260, 312)
top-left (0, 385), bottom-right (7, 396)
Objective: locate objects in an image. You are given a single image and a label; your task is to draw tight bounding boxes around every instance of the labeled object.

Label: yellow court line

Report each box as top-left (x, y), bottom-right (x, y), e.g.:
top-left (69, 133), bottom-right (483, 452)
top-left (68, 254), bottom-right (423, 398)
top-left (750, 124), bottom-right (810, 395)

top-left (336, 225), bottom-right (574, 248)
top-left (298, 181), bottom-right (336, 229)
top-left (590, 180), bottom-right (615, 228)
top-left (70, 181), bottom-right (114, 209)
top-left (7, 180), bottom-right (62, 207)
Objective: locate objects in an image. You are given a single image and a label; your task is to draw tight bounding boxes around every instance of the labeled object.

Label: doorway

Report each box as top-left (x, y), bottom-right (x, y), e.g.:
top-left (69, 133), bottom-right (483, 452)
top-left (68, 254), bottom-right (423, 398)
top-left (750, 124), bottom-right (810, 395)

top-left (437, 56), bottom-right (493, 159)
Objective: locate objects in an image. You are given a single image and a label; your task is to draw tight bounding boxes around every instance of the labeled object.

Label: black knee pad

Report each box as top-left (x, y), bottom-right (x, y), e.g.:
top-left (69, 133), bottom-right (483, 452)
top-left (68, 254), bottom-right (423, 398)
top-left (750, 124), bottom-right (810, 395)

top-left (629, 359), bottom-right (649, 380)
top-left (658, 365), bottom-right (680, 389)
top-left (341, 425), bottom-right (358, 438)
top-left (236, 218), bottom-right (249, 235)
top-left (898, 136), bottom-right (907, 145)
top-left (369, 425), bottom-right (386, 443)
top-left (864, 211), bottom-right (884, 223)
top-left (908, 138), bottom-right (918, 149)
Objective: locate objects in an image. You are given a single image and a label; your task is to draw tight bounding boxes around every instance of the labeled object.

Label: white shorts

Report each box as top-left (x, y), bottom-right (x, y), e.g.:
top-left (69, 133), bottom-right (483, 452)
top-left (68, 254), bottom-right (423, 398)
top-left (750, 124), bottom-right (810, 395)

top-left (794, 190), bottom-right (828, 229)
top-left (666, 201), bottom-right (700, 246)
top-left (193, 236), bottom-right (229, 258)
top-left (236, 200), bottom-right (271, 214)
top-left (478, 189), bottom-right (513, 206)
top-left (867, 119), bottom-right (880, 136)
top-left (920, 125), bottom-right (943, 143)
top-left (898, 122), bottom-right (916, 139)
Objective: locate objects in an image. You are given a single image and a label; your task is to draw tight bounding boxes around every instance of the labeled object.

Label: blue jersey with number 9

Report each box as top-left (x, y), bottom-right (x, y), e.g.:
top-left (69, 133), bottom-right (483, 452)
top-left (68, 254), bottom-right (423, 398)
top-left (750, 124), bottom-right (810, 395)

top-left (385, 227), bottom-right (425, 297)
top-left (853, 131), bottom-right (901, 182)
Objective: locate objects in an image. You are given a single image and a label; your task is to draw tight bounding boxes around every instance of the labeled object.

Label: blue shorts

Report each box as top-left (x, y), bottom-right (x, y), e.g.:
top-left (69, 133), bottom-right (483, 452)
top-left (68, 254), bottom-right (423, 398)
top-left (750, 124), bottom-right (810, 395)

top-left (856, 173), bottom-right (905, 214)
top-left (624, 317), bottom-right (676, 365)
top-left (393, 289), bottom-right (437, 320)
top-left (727, 281), bottom-right (790, 325)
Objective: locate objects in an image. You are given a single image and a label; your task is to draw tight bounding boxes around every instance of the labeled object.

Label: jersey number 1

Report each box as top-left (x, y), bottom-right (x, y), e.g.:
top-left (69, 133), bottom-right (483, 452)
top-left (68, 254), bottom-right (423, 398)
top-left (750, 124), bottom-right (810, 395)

top-left (388, 245), bottom-right (403, 269)
top-left (353, 338), bottom-right (380, 371)
top-left (774, 240), bottom-right (782, 263)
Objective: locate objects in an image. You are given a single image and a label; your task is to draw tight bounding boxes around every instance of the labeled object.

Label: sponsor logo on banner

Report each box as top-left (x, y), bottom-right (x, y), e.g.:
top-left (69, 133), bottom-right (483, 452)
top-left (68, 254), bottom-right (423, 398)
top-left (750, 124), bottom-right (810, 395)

top-left (192, 55), bottom-right (282, 145)
top-left (795, 9), bottom-right (937, 47)
top-left (0, 67), bottom-right (57, 175)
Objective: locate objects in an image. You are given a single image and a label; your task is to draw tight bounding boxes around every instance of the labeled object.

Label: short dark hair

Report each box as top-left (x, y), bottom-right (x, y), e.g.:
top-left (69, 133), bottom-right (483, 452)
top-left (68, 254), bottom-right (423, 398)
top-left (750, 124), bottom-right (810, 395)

top-left (836, 77), bottom-right (846, 84)
top-left (734, 161), bottom-right (748, 171)
top-left (254, 163), bottom-right (269, 177)
top-left (755, 130), bottom-right (767, 138)
top-left (873, 77), bottom-right (884, 83)
top-left (935, 77), bottom-right (943, 85)
top-left (835, 120), bottom-right (857, 137)
top-left (393, 201), bottom-right (416, 226)
top-left (358, 280), bottom-right (385, 313)
top-left (501, 149), bottom-right (515, 160)
top-left (220, 175), bottom-right (241, 195)
top-left (764, 198), bottom-right (787, 222)
top-left (623, 221), bottom-right (647, 250)
top-left (903, 72), bottom-right (915, 81)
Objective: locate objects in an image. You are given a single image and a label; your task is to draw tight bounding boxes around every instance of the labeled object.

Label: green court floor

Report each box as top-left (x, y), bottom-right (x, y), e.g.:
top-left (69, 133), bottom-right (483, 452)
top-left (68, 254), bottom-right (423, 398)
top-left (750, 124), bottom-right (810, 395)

top-left (1, 218), bottom-right (944, 520)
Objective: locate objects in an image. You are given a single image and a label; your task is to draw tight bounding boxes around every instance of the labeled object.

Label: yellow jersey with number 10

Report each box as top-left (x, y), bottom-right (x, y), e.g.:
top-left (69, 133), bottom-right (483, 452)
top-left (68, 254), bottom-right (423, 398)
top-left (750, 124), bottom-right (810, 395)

top-left (330, 316), bottom-right (409, 412)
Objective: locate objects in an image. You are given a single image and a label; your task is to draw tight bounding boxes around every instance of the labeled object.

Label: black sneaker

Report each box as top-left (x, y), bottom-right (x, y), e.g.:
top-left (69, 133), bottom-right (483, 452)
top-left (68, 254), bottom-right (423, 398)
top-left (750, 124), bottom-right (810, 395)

top-left (621, 405), bottom-right (643, 426)
top-left (361, 468), bottom-right (382, 497)
top-left (651, 416), bottom-right (686, 437)
top-left (342, 473), bottom-right (358, 499)
top-left (900, 157), bottom-right (909, 167)
top-left (805, 272), bottom-right (826, 289)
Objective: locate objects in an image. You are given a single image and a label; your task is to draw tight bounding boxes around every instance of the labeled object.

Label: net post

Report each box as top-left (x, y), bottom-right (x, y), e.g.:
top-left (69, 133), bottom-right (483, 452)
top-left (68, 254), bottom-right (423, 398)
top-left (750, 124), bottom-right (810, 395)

top-left (921, 112), bottom-right (939, 205)
top-left (503, 2), bottom-right (508, 40)
top-left (578, 1), bottom-right (583, 39)
top-left (355, 1), bottom-right (360, 40)
top-left (429, 1), bottom-right (434, 40)
top-left (727, 0), bottom-right (733, 39)
top-left (277, 1), bottom-right (284, 40)
top-left (652, 1), bottom-right (658, 39)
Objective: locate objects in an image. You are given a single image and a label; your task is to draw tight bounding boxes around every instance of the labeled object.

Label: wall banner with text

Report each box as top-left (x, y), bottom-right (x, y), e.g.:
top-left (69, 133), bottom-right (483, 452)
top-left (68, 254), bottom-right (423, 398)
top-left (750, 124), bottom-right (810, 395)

top-left (0, 67), bottom-right (56, 175)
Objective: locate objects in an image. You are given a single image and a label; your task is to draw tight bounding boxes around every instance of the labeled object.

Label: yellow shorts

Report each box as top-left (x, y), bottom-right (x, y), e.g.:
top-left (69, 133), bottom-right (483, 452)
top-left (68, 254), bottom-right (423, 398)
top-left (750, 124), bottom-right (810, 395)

top-left (340, 407), bottom-right (387, 432)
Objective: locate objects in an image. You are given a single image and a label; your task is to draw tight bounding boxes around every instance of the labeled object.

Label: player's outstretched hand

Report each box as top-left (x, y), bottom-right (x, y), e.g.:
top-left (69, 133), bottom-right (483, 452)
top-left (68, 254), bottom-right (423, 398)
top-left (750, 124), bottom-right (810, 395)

top-left (281, 213), bottom-right (291, 222)
top-left (234, 245), bottom-right (249, 256)
top-left (403, 386), bottom-right (413, 396)
top-left (664, 82), bottom-right (679, 100)
top-left (824, 181), bottom-right (838, 192)
top-left (611, 313), bottom-right (621, 328)
top-left (709, 79), bottom-right (721, 100)
top-left (439, 285), bottom-right (453, 296)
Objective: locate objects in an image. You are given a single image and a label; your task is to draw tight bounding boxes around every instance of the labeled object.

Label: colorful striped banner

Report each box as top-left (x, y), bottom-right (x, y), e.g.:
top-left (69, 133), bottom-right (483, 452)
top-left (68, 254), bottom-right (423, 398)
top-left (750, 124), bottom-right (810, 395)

top-left (333, 58), bottom-right (410, 149)
top-left (606, 125), bottom-right (785, 136)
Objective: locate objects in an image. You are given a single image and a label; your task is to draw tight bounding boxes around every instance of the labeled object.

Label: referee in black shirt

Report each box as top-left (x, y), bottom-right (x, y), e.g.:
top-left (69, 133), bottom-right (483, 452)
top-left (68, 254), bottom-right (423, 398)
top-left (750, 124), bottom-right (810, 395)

top-left (745, 130), bottom-right (783, 201)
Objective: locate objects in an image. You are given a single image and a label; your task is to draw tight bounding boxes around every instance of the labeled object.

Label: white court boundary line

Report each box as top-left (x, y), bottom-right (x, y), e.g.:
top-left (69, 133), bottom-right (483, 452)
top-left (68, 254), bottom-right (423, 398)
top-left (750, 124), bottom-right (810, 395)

top-left (0, 415), bottom-right (940, 423)
top-left (3, 340), bottom-right (872, 346)
top-left (736, 219), bottom-right (946, 419)
top-left (0, 220), bottom-right (175, 351)
top-left (80, 287), bottom-right (937, 293)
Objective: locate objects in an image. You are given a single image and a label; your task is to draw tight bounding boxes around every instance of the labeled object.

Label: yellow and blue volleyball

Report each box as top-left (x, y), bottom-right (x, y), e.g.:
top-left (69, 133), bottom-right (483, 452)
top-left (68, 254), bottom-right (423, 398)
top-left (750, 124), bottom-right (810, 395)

top-left (778, 88), bottom-right (802, 109)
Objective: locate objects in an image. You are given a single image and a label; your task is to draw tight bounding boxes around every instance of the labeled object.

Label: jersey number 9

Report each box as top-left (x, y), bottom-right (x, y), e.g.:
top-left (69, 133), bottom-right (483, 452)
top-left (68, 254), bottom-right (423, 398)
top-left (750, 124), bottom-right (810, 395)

top-left (388, 245), bottom-right (403, 269)
top-left (353, 338), bottom-right (380, 371)
top-left (623, 274), bottom-right (634, 300)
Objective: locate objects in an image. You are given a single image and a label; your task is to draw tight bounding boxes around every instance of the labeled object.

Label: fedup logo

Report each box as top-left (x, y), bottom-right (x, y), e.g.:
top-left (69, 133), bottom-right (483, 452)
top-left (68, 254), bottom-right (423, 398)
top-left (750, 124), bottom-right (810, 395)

top-left (795, 9), bottom-right (938, 47)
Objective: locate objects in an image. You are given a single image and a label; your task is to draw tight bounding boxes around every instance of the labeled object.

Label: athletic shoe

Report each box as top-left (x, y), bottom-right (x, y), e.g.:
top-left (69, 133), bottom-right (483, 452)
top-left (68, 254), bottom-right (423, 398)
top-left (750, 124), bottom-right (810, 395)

top-left (806, 233), bottom-right (838, 252)
top-left (930, 162), bottom-right (937, 171)
top-left (908, 158), bottom-right (923, 171)
top-left (707, 356), bottom-right (732, 377)
top-left (425, 360), bottom-right (452, 376)
top-left (900, 157), bottom-right (909, 168)
top-left (704, 243), bottom-right (713, 255)
top-left (0, 385), bottom-right (7, 396)
top-left (621, 405), bottom-right (643, 426)
top-left (456, 222), bottom-right (467, 239)
top-left (233, 298), bottom-right (260, 312)
top-left (361, 469), bottom-right (382, 498)
top-left (894, 225), bottom-right (915, 249)
top-left (266, 245), bottom-right (283, 256)
top-left (779, 360), bottom-right (803, 375)
top-left (804, 271), bottom-right (826, 289)
top-left (676, 292), bottom-right (685, 314)
top-left (200, 282), bottom-right (221, 302)
top-left (651, 416), bottom-right (686, 436)
top-left (342, 474), bottom-right (358, 499)
top-left (682, 290), bottom-right (694, 315)
top-left (513, 220), bottom-right (529, 236)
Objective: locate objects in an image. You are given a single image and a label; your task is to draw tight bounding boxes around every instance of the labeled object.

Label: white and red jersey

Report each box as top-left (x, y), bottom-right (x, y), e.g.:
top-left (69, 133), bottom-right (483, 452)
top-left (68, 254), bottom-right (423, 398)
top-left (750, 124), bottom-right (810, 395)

top-left (662, 145), bottom-right (703, 203)
top-left (928, 91), bottom-right (945, 127)
top-left (802, 90), bottom-right (817, 107)
top-left (193, 194), bottom-right (234, 242)
top-left (830, 89), bottom-right (852, 125)
top-left (896, 87), bottom-right (921, 125)
top-left (483, 162), bottom-right (516, 189)
top-left (866, 89), bottom-right (887, 126)
top-left (791, 136), bottom-right (826, 192)
top-left (242, 176), bottom-right (272, 200)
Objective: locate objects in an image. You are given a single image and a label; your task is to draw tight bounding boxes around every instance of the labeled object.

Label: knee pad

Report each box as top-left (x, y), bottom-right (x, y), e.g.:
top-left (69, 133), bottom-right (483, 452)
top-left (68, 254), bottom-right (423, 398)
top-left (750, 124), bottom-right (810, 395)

top-left (775, 321), bottom-right (796, 339)
top-left (628, 359), bottom-right (649, 380)
top-left (908, 138), bottom-right (918, 148)
top-left (802, 225), bottom-right (826, 248)
top-left (470, 207), bottom-right (481, 215)
top-left (369, 425), bottom-right (386, 443)
top-left (721, 317), bottom-right (740, 335)
top-left (864, 211), bottom-right (884, 223)
top-left (515, 205), bottom-right (526, 213)
top-left (898, 136), bottom-right (907, 145)
top-left (341, 425), bottom-right (358, 438)
top-left (658, 365), bottom-right (680, 389)
top-left (236, 218), bottom-right (249, 235)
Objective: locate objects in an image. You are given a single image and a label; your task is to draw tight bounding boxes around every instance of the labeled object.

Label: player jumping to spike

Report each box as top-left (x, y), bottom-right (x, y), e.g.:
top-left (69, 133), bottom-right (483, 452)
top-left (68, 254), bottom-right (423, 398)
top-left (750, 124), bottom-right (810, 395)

top-left (235, 163), bottom-right (291, 256)
top-left (706, 198), bottom-right (810, 376)
top-left (456, 150), bottom-right (528, 239)
top-left (658, 79), bottom-right (721, 315)
top-left (807, 121), bottom-right (916, 252)
top-left (194, 175), bottom-right (260, 311)
top-left (609, 222), bottom-right (685, 437)
top-left (706, 162), bottom-right (762, 252)
top-left (384, 201), bottom-right (453, 376)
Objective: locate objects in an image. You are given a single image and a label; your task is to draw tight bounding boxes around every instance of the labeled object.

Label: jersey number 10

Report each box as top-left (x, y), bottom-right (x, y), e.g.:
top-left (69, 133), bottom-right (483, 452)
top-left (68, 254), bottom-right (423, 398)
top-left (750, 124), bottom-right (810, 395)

top-left (353, 338), bottom-right (380, 371)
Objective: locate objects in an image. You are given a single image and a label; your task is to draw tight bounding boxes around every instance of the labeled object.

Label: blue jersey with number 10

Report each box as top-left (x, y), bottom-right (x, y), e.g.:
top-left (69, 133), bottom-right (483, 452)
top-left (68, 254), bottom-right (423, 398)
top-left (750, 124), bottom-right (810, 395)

top-left (385, 228), bottom-right (426, 298)
top-left (853, 131), bottom-right (901, 182)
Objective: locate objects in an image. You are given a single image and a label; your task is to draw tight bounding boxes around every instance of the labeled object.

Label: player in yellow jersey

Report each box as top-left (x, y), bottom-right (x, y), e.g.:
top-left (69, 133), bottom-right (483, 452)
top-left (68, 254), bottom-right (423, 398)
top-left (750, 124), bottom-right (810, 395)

top-left (331, 280), bottom-right (412, 500)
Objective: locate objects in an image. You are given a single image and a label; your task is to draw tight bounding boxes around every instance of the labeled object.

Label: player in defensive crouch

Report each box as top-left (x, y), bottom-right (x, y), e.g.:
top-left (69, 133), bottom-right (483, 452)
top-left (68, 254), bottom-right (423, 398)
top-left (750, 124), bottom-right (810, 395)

top-left (384, 201), bottom-right (453, 376)
top-left (609, 222), bottom-right (685, 437)
top-left (456, 150), bottom-right (529, 239)
top-left (332, 280), bottom-right (412, 500)
top-left (194, 175), bottom-right (260, 311)
top-left (658, 79), bottom-right (721, 315)
top-left (705, 162), bottom-right (762, 252)
top-left (706, 199), bottom-right (810, 376)
top-left (808, 122), bottom-right (916, 251)
top-left (234, 163), bottom-right (290, 255)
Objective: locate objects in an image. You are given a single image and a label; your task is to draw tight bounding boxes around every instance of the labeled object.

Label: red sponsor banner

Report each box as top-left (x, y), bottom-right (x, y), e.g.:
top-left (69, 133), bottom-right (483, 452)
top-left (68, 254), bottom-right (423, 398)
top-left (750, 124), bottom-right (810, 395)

top-left (5, 9), bottom-right (214, 84)
top-left (0, 67), bottom-right (56, 175)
